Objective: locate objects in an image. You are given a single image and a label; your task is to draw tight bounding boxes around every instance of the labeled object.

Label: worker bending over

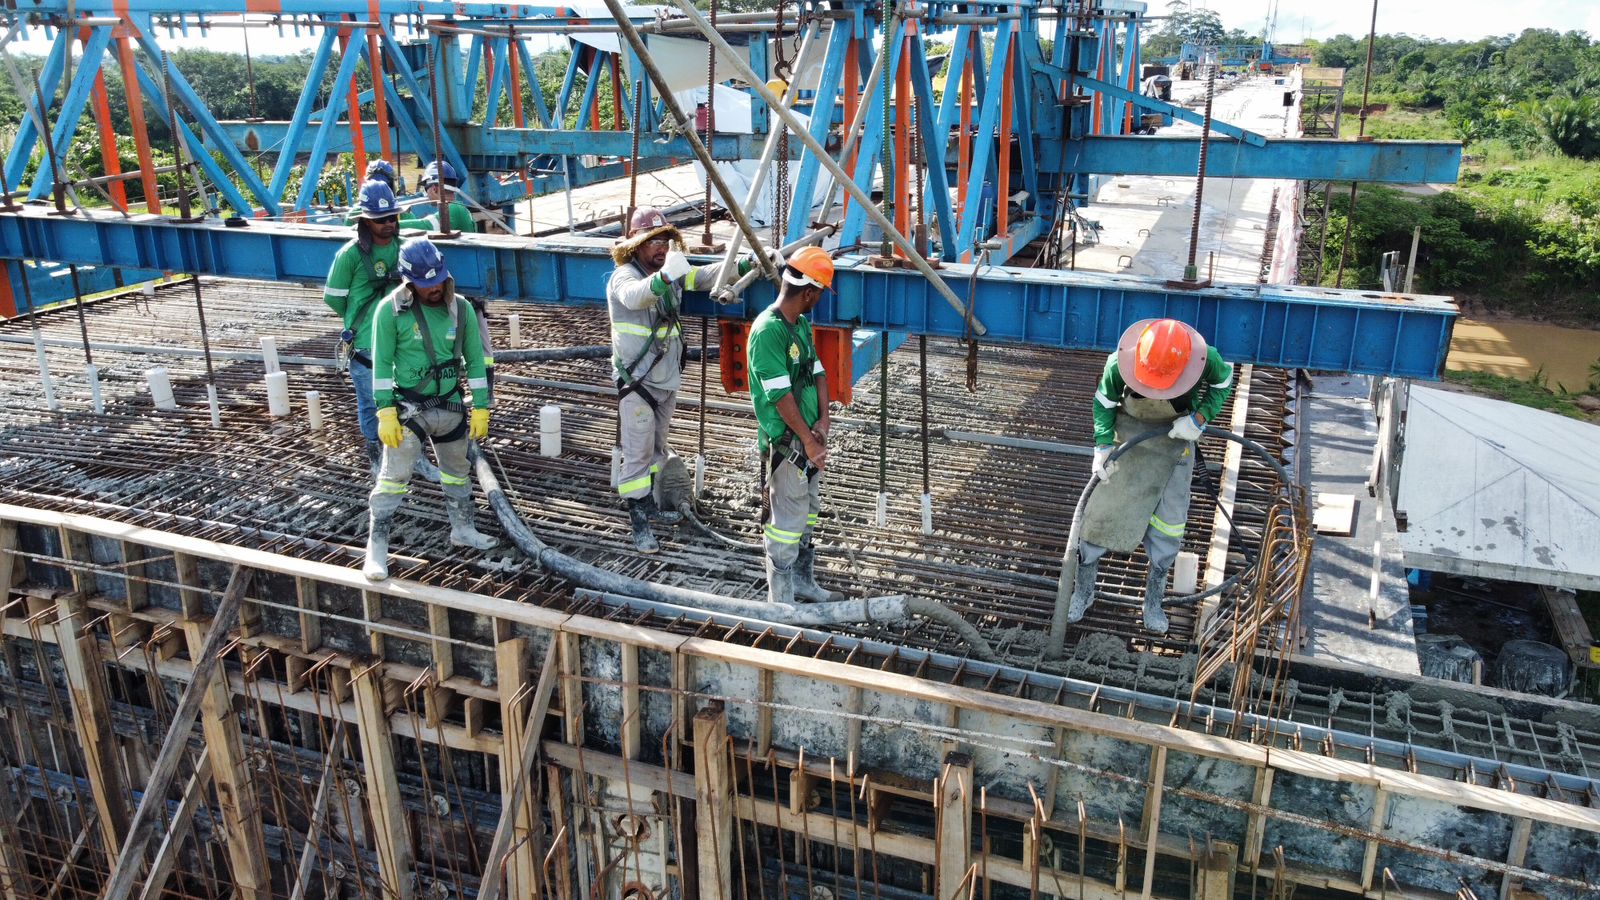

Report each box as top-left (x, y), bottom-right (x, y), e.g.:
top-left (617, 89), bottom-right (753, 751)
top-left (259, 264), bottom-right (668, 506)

top-left (606, 206), bottom-right (776, 553)
top-left (748, 247), bottom-right (844, 605)
top-left (1067, 318), bottom-right (1234, 633)
top-left (363, 238), bottom-right (497, 581)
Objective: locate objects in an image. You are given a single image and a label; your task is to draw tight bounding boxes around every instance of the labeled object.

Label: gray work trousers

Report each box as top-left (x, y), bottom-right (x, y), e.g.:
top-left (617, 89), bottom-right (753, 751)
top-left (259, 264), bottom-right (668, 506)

top-left (1079, 447), bottom-right (1193, 570)
top-left (369, 407), bottom-right (473, 517)
top-left (765, 457), bottom-right (822, 569)
top-left (617, 387), bottom-right (677, 500)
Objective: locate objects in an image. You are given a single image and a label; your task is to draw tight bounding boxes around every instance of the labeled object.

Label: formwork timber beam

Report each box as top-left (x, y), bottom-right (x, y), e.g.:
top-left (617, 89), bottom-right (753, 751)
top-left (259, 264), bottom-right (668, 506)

top-left (2, 506), bottom-right (1598, 898)
top-left (0, 209), bottom-right (1458, 378)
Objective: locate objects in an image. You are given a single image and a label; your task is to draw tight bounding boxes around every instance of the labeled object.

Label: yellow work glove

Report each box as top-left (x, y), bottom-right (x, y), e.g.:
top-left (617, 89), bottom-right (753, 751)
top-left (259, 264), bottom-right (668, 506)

top-left (470, 408), bottom-right (490, 442)
top-left (376, 406), bottom-right (404, 449)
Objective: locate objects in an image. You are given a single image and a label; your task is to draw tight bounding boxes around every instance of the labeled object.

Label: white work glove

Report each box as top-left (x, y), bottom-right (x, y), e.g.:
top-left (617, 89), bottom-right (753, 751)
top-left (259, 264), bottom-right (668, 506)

top-left (662, 250), bottom-right (692, 282)
top-left (764, 246), bottom-right (786, 272)
top-left (1168, 413), bottom-right (1205, 443)
top-left (1091, 446), bottom-right (1116, 481)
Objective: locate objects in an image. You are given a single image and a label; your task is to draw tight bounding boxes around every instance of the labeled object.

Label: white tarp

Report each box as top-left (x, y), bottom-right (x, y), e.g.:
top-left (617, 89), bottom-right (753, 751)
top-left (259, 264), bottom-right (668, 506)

top-left (1397, 385), bottom-right (1600, 591)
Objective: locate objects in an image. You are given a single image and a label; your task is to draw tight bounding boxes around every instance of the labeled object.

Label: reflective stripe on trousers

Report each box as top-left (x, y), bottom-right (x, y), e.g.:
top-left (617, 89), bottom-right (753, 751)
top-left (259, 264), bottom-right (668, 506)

top-left (765, 457), bottom-right (822, 569)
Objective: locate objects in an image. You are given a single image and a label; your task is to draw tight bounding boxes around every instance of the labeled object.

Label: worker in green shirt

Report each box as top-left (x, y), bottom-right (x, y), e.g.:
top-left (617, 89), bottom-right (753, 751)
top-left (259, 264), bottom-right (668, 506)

top-left (362, 237), bottom-right (497, 581)
top-left (747, 247), bottom-right (844, 606)
top-left (413, 160), bottom-right (477, 234)
top-left (1064, 318), bottom-right (1235, 634)
top-left (326, 180), bottom-right (407, 470)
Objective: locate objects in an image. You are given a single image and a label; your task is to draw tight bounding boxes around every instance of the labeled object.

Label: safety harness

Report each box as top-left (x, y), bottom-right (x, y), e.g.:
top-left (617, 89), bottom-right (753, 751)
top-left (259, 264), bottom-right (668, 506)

top-left (613, 262), bottom-right (687, 414)
top-left (395, 294), bottom-right (469, 444)
top-left (765, 314), bottom-right (821, 480)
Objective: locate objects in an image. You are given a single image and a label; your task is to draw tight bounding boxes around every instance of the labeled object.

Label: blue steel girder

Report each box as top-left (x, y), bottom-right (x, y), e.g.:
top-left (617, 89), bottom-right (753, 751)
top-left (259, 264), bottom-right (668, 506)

top-left (1072, 74), bottom-right (1268, 147)
top-left (1053, 136), bottom-right (1463, 183)
top-left (0, 208), bottom-right (1457, 380)
top-left (27, 26), bottom-right (115, 202)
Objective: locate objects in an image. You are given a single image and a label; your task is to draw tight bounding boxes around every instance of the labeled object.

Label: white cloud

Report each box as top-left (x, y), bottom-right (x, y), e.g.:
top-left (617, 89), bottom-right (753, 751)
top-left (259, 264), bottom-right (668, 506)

top-left (1189, 0), bottom-right (1597, 43)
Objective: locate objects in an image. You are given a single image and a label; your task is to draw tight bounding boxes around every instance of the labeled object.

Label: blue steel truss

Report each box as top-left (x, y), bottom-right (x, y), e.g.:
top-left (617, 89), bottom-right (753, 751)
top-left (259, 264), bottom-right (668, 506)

top-left (0, 208), bottom-right (1457, 379)
top-left (0, 0), bottom-right (1463, 378)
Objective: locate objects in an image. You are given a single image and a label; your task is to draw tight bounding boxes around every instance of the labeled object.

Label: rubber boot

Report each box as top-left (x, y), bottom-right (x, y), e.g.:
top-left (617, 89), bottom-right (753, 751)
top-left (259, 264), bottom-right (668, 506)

top-left (793, 543), bottom-right (843, 603)
top-left (627, 499), bottom-right (659, 554)
top-left (446, 495), bottom-right (497, 550)
top-left (1143, 563), bottom-right (1171, 635)
top-left (363, 513), bottom-right (392, 581)
top-left (413, 455), bottom-right (443, 485)
top-left (642, 494), bottom-right (682, 526)
top-left (1065, 554), bottom-right (1100, 623)
top-left (765, 556), bottom-right (796, 605)
top-left (365, 441), bottom-right (383, 480)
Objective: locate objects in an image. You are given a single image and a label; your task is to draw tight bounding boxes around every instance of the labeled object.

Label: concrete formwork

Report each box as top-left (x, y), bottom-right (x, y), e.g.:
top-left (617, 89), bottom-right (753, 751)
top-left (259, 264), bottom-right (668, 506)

top-left (0, 505), bottom-right (1596, 899)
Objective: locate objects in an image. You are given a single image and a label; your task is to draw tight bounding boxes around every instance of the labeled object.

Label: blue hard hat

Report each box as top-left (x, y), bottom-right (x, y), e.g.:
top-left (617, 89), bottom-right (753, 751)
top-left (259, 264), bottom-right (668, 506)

top-left (353, 179), bottom-right (399, 219)
top-left (421, 160), bottom-right (460, 190)
top-left (397, 237), bottom-right (450, 288)
top-left (364, 158), bottom-right (397, 187)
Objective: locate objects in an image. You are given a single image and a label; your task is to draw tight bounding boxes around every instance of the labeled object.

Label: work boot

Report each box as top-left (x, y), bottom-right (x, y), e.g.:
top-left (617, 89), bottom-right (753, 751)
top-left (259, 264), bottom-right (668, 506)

top-left (642, 494), bottom-right (682, 526)
top-left (627, 499), bottom-right (660, 554)
top-left (765, 556), bottom-right (796, 605)
top-left (365, 441), bottom-right (383, 479)
top-left (445, 495), bottom-right (497, 550)
top-left (793, 543), bottom-right (843, 603)
top-left (1143, 563), bottom-right (1171, 635)
top-left (413, 456), bottom-right (443, 485)
top-left (363, 513), bottom-right (392, 581)
top-left (1065, 554), bottom-right (1100, 623)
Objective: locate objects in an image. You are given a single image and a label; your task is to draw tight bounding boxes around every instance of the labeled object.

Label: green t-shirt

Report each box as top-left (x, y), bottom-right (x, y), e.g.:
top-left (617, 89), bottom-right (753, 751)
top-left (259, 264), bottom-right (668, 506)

top-left (322, 238), bottom-right (401, 351)
top-left (412, 200), bottom-right (477, 234)
top-left (370, 290), bottom-right (490, 411)
top-left (748, 306), bottom-right (824, 452)
top-left (1091, 347), bottom-right (1234, 446)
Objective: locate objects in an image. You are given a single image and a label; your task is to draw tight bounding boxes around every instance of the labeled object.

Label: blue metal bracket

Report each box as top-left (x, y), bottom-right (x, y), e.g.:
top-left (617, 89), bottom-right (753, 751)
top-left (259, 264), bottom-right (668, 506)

top-left (0, 208), bottom-right (1458, 379)
top-left (1073, 74), bottom-right (1268, 147)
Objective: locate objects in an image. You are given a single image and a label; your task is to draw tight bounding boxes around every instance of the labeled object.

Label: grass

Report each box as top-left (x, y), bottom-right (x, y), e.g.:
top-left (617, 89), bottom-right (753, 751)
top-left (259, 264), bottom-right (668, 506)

top-left (1441, 369), bottom-right (1594, 420)
top-left (1339, 107), bottom-right (1456, 141)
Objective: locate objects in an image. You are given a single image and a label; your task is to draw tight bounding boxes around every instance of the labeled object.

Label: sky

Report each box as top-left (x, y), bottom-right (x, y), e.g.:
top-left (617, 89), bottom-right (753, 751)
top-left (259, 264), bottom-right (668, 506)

top-left (1185, 0), bottom-right (1600, 44)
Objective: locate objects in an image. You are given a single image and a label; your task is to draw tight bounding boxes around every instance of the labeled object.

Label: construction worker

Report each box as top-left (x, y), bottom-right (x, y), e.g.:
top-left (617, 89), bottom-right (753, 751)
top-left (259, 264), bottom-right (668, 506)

top-left (1066, 318), bottom-right (1234, 634)
top-left (415, 161), bottom-right (477, 234)
top-left (364, 158), bottom-right (398, 191)
top-left (748, 246), bottom-right (844, 605)
top-left (363, 237), bottom-right (497, 581)
top-left (607, 206), bottom-right (776, 553)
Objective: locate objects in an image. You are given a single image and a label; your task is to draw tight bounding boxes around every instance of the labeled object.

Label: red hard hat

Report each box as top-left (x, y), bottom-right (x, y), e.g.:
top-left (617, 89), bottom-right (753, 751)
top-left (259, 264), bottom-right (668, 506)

top-left (627, 206), bottom-right (668, 237)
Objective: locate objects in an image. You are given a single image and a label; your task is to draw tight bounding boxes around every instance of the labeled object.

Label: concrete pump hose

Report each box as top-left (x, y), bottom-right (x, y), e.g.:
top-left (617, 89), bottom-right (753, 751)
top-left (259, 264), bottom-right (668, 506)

top-left (471, 447), bottom-right (997, 661)
top-left (1044, 424), bottom-right (1302, 660)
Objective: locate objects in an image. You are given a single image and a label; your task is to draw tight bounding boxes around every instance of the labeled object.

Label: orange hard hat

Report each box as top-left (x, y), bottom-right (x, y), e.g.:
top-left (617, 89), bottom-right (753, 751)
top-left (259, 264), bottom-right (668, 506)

top-left (784, 246), bottom-right (835, 290)
top-left (1133, 319), bottom-right (1195, 392)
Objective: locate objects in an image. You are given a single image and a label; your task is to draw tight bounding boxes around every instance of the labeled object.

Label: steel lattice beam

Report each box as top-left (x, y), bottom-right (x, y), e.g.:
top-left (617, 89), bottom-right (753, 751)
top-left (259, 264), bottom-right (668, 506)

top-left (0, 208), bottom-right (1457, 378)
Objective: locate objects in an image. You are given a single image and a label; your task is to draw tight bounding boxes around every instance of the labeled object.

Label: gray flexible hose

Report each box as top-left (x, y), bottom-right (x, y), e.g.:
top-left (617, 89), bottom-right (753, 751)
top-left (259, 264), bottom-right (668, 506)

top-left (471, 447), bottom-right (997, 660)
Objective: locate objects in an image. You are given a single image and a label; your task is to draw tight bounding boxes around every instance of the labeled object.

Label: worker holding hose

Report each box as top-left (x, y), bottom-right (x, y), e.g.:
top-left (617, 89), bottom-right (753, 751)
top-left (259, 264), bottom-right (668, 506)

top-left (748, 247), bottom-right (844, 605)
top-left (608, 206), bottom-right (779, 554)
top-left (1066, 318), bottom-right (1234, 633)
top-left (362, 237), bottom-right (498, 581)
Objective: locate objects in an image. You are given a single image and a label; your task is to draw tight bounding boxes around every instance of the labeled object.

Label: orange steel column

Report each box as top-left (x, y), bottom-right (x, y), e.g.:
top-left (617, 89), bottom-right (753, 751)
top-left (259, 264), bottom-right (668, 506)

top-left (841, 35), bottom-right (859, 219)
top-left (997, 40), bottom-right (1013, 238)
top-left (609, 54), bottom-right (623, 131)
top-left (588, 49), bottom-right (600, 131)
top-left (114, 32), bottom-right (160, 214)
top-left (508, 40), bottom-right (526, 126)
top-left (339, 28), bottom-right (367, 166)
top-left (893, 21), bottom-right (910, 252)
top-left (88, 65), bottom-right (128, 211)
top-left (1123, 24), bottom-right (1138, 133)
top-left (0, 263), bottom-right (17, 318)
top-left (957, 32), bottom-right (972, 223)
top-left (368, 33), bottom-right (393, 165)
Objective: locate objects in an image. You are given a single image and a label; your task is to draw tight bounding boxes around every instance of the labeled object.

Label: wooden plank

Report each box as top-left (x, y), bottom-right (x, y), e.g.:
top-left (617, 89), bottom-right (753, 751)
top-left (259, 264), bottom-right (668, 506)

top-left (559, 631), bottom-right (584, 745)
top-left (476, 636), bottom-right (561, 900)
top-left (118, 541), bottom-right (149, 612)
top-left (134, 757), bottom-right (212, 900)
top-left (171, 552), bottom-right (205, 618)
top-left (56, 526), bottom-right (94, 596)
top-left (494, 638), bottom-right (539, 900)
top-left (428, 602), bottom-right (454, 681)
top-left (620, 642), bottom-right (642, 761)
top-left (1359, 788), bottom-right (1387, 891)
top-left (52, 592), bottom-right (132, 860)
top-left (1540, 587), bottom-right (1596, 668)
top-left (352, 665), bottom-right (417, 900)
top-left (1196, 839), bottom-right (1237, 900)
top-left (544, 763), bottom-right (576, 899)
top-left (102, 565), bottom-right (251, 900)
top-left (1139, 746), bottom-right (1168, 900)
top-left (693, 704), bottom-right (733, 900)
top-left (935, 752), bottom-right (973, 900)
top-left (362, 590), bottom-right (385, 658)
top-left (293, 577), bottom-right (322, 653)
top-left (1501, 817), bottom-right (1532, 900)
top-left (1244, 767), bottom-right (1274, 872)
top-left (1313, 493), bottom-right (1357, 536)
top-left (182, 621), bottom-right (271, 900)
